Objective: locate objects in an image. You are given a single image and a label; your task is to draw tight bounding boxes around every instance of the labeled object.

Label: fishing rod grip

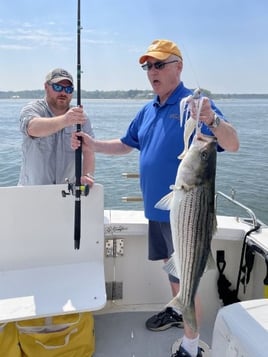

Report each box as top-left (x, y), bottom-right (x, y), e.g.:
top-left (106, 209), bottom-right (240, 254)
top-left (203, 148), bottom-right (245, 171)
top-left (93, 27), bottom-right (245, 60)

top-left (74, 199), bottom-right (81, 249)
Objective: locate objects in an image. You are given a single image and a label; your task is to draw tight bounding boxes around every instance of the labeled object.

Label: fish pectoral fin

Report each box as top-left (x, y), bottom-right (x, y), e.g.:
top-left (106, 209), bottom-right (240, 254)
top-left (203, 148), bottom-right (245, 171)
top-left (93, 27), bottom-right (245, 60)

top-left (155, 191), bottom-right (173, 210)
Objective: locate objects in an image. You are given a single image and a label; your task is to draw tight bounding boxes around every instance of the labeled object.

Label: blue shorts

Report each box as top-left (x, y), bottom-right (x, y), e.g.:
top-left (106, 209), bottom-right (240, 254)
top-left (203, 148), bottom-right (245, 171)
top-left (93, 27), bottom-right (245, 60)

top-left (148, 221), bottom-right (179, 283)
top-left (148, 220), bottom-right (174, 261)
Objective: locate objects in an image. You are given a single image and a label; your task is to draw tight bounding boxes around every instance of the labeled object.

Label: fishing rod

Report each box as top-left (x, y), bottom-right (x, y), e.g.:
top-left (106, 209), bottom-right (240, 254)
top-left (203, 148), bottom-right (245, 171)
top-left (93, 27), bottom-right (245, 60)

top-left (74, 0), bottom-right (82, 249)
top-left (62, 0), bottom-right (89, 248)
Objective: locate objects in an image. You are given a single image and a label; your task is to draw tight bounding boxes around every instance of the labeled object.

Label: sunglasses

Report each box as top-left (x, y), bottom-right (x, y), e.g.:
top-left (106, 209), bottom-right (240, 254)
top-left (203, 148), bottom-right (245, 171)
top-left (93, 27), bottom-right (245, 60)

top-left (49, 83), bottom-right (74, 94)
top-left (141, 60), bottom-right (178, 71)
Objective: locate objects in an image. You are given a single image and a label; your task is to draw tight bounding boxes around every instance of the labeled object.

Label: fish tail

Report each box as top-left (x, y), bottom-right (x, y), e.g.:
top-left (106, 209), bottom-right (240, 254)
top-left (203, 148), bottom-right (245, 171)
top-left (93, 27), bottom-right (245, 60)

top-left (182, 305), bottom-right (198, 333)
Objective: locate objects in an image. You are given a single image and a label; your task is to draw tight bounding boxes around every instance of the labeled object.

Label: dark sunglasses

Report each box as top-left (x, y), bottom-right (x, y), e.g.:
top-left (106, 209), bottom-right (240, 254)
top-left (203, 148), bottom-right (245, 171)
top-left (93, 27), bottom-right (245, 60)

top-left (141, 60), bottom-right (178, 71)
top-left (49, 83), bottom-right (74, 94)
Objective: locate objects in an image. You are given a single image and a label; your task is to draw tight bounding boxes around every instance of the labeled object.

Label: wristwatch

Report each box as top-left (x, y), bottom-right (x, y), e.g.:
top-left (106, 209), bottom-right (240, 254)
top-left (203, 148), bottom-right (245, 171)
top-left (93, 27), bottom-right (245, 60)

top-left (208, 113), bottom-right (221, 128)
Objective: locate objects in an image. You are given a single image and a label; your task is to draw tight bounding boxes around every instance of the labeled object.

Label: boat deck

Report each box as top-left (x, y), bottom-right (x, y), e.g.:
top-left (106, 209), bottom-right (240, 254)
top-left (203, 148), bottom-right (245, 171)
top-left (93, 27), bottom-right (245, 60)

top-left (94, 310), bottom-right (213, 357)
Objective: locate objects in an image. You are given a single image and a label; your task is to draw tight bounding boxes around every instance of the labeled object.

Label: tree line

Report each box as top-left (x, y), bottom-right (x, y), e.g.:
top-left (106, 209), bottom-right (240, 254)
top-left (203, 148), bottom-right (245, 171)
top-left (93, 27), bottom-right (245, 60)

top-left (0, 89), bottom-right (267, 100)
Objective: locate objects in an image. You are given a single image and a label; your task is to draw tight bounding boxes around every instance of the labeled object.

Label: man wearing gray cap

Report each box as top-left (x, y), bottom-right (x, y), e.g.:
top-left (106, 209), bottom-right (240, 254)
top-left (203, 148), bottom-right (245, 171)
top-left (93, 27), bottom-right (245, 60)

top-left (18, 68), bottom-right (95, 186)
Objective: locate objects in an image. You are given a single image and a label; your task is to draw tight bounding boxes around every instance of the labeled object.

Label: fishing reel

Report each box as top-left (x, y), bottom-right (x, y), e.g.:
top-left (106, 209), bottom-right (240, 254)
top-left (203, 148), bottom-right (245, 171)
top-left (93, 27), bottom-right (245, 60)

top-left (61, 178), bottom-right (90, 198)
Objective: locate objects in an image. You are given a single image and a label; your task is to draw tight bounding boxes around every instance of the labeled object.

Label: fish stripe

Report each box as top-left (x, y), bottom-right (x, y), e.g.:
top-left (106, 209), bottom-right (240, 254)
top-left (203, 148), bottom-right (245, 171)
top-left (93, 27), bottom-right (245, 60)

top-left (176, 185), bottom-right (215, 329)
top-left (163, 134), bottom-right (217, 333)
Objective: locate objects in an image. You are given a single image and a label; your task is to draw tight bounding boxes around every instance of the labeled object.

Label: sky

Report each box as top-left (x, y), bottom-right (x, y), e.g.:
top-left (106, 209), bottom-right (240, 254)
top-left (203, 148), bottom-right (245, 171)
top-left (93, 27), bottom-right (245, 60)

top-left (0, 0), bottom-right (267, 93)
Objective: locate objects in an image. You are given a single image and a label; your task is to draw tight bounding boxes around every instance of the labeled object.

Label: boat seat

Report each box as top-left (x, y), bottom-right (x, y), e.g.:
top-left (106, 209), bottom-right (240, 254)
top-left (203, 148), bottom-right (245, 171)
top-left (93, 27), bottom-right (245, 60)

top-left (0, 184), bottom-right (106, 323)
top-left (211, 298), bottom-right (268, 357)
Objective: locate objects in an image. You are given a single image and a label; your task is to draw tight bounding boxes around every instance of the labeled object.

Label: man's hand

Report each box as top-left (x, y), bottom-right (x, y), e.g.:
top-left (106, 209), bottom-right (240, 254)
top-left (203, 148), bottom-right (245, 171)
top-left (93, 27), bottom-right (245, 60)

top-left (64, 106), bottom-right (87, 127)
top-left (190, 97), bottom-right (214, 126)
top-left (71, 131), bottom-right (96, 153)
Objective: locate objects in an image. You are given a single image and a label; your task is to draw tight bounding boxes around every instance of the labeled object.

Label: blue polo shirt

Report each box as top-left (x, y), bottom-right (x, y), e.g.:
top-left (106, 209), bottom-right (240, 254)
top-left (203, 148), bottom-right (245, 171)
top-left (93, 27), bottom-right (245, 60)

top-left (121, 82), bottom-right (224, 222)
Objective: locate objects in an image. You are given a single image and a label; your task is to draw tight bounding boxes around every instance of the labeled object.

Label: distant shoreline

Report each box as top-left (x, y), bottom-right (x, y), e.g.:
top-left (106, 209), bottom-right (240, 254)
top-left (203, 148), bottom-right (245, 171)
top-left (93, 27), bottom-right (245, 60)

top-left (0, 89), bottom-right (268, 100)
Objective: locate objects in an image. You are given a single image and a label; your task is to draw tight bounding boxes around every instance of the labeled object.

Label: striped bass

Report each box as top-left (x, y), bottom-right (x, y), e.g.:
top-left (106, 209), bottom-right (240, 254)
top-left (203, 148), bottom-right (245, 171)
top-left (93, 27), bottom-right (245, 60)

top-left (155, 133), bottom-right (217, 332)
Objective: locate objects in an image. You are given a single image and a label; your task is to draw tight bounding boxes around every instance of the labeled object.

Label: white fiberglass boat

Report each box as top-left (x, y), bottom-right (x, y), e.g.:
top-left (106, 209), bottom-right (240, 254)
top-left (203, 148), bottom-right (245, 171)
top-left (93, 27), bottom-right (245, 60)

top-left (0, 183), bottom-right (267, 356)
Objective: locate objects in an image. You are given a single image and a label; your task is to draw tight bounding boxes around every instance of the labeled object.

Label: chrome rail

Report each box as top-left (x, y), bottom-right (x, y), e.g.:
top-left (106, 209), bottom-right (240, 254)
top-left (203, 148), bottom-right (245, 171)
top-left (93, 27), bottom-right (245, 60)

top-left (120, 174), bottom-right (260, 229)
top-left (121, 196), bottom-right (142, 202)
top-left (215, 190), bottom-right (260, 229)
top-left (121, 173), bottom-right (140, 179)
top-left (121, 173), bottom-right (142, 202)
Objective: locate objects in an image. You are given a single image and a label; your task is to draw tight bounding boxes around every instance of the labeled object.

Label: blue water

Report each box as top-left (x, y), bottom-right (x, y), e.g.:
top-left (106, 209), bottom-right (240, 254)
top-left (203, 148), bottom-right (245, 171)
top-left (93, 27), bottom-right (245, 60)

top-left (0, 98), bottom-right (267, 223)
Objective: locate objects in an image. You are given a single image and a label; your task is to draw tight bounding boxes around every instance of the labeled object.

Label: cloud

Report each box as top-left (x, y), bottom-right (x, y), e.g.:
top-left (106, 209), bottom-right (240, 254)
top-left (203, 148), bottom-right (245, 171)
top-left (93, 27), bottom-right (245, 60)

top-left (0, 44), bottom-right (32, 50)
top-left (0, 21), bottom-right (74, 51)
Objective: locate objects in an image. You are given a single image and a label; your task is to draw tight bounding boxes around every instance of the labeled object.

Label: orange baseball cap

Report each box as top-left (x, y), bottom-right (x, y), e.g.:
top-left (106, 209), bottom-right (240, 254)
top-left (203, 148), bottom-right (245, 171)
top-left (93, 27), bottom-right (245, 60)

top-left (139, 39), bottom-right (183, 64)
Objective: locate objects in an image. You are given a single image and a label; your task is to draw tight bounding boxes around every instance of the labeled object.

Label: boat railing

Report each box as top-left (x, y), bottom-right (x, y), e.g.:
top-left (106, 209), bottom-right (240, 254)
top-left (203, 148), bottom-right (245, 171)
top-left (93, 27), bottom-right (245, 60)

top-left (121, 173), bottom-right (140, 179)
top-left (121, 172), bottom-right (142, 202)
top-left (120, 174), bottom-right (261, 230)
top-left (215, 190), bottom-right (260, 229)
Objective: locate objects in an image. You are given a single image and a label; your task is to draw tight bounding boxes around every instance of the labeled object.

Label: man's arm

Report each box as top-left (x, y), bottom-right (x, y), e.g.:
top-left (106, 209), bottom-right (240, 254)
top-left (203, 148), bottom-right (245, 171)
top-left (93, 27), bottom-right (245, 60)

top-left (191, 97), bottom-right (240, 152)
top-left (27, 107), bottom-right (87, 138)
top-left (81, 149), bottom-right (95, 186)
top-left (71, 132), bottom-right (133, 155)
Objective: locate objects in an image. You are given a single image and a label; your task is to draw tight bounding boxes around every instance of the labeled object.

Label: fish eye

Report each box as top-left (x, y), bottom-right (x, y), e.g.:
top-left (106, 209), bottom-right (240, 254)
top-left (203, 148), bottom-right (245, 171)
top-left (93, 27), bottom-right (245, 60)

top-left (201, 151), bottom-right (208, 160)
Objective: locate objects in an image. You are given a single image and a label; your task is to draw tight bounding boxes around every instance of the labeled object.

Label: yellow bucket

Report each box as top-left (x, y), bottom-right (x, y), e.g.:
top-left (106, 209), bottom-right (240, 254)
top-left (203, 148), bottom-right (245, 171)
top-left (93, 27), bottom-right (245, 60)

top-left (0, 322), bottom-right (22, 357)
top-left (17, 312), bottom-right (95, 357)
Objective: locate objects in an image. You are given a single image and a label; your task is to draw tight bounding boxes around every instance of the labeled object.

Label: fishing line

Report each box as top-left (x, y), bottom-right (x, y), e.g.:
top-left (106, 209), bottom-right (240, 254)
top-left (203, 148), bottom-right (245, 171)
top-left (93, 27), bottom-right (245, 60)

top-left (179, 40), bottom-right (201, 90)
top-left (178, 40), bottom-right (204, 138)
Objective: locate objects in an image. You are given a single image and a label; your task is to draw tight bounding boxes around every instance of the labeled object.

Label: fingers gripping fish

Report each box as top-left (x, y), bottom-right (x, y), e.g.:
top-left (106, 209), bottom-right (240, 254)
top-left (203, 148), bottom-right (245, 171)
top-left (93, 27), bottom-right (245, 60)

top-left (178, 88), bottom-right (204, 160)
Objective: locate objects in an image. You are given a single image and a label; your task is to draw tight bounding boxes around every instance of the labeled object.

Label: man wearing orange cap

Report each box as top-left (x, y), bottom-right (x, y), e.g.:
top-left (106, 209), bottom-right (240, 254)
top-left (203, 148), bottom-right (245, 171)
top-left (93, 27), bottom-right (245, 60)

top-left (72, 39), bottom-right (239, 357)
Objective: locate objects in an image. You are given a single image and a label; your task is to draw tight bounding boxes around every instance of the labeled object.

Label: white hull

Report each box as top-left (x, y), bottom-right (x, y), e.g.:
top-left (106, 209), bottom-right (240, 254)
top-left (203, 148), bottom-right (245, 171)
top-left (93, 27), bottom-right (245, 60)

top-left (0, 184), bottom-right (267, 356)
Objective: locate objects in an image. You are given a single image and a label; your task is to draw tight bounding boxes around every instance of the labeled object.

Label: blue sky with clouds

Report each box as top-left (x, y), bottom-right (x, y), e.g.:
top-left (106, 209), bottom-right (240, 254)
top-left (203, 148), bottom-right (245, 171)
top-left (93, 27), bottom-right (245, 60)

top-left (0, 0), bottom-right (267, 93)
